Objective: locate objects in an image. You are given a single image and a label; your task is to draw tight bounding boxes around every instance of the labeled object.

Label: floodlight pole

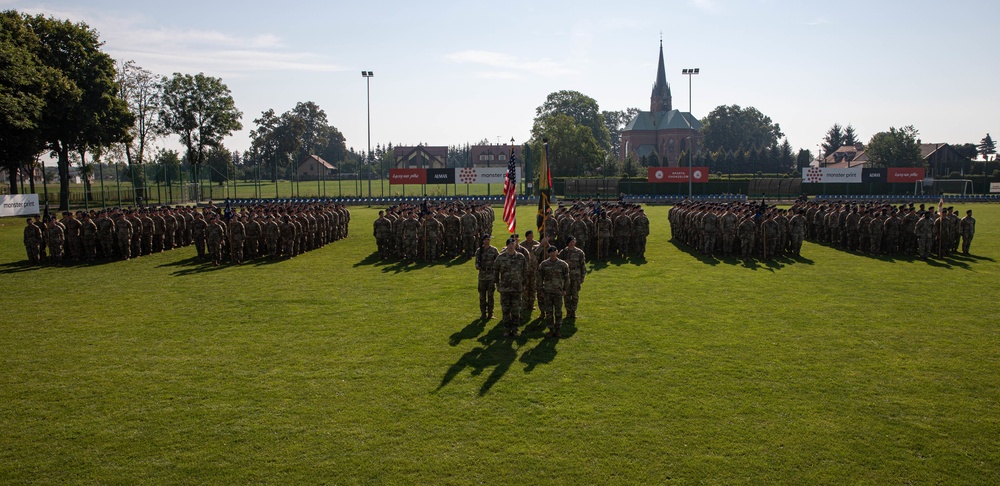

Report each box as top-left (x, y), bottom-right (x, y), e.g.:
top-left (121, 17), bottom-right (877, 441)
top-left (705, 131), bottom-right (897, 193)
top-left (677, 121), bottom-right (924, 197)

top-left (362, 70), bottom-right (374, 206)
top-left (682, 68), bottom-right (699, 113)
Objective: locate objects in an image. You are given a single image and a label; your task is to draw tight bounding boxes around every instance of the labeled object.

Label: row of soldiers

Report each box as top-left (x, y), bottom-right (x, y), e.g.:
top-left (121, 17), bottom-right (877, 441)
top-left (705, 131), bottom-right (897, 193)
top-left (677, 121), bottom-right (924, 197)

top-left (474, 231), bottom-right (586, 338)
top-left (23, 206), bottom-right (205, 264)
top-left (538, 201), bottom-right (650, 260)
top-left (791, 200), bottom-right (976, 259)
top-left (199, 201), bottom-right (350, 265)
top-left (669, 201), bottom-right (809, 259)
top-left (22, 200), bottom-right (351, 265)
top-left (372, 200), bottom-right (495, 262)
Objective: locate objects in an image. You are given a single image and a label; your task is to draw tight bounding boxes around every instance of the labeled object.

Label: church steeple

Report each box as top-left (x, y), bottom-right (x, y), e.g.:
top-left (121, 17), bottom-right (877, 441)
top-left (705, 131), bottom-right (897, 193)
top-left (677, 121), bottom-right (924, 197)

top-left (650, 40), bottom-right (672, 113)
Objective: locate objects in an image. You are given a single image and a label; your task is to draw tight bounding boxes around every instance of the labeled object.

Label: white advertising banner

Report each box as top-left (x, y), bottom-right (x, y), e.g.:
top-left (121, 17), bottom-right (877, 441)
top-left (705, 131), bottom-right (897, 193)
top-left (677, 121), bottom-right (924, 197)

top-left (456, 167), bottom-right (522, 184)
top-left (802, 166), bottom-right (863, 184)
top-left (0, 194), bottom-right (40, 217)
top-left (991, 182), bottom-right (1000, 193)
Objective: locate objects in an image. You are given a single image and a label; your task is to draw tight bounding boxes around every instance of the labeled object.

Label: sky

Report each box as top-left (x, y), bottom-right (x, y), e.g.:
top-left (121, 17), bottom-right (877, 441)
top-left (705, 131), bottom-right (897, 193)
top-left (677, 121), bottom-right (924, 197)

top-left (6, 0), bottom-right (999, 159)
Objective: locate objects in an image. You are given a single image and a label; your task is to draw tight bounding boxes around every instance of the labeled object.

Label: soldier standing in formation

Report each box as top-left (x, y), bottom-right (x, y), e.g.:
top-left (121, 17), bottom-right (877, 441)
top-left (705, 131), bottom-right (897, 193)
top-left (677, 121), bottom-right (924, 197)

top-left (536, 246), bottom-right (569, 338)
top-left (494, 237), bottom-right (527, 337)
top-left (961, 209), bottom-right (976, 255)
top-left (474, 234), bottom-right (498, 319)
top-left (559, 236), bottom-right (586, 319)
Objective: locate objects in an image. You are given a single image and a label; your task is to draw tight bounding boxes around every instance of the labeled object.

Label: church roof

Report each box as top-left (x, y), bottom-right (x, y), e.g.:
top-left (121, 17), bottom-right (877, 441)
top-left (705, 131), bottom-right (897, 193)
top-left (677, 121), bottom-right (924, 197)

top-left (624, 109), bottom-right (702, 132)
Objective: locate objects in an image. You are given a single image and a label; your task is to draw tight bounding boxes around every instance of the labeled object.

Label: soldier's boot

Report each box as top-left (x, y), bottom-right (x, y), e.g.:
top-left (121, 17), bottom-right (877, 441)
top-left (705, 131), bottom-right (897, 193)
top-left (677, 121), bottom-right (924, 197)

top-left (567, 310), bottom-right (576, 319)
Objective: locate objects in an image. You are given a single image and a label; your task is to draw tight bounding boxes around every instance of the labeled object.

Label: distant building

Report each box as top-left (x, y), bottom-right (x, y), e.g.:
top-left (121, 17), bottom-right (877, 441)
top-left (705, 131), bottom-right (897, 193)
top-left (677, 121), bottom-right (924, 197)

top-left (469, 144), bottom-right (523, 169)
top-left (822, 144), bottom-right (869, 168)
top-left (296, 155), bottom-right (337, 181)
top-left (920, 143), bottom-right (965, 176)
top-left (822, 142), bottom-right (967, 175)
top-left (393, 145), bottom-right (448, 169)
top-left (619, 41), bottom-right (703, 167)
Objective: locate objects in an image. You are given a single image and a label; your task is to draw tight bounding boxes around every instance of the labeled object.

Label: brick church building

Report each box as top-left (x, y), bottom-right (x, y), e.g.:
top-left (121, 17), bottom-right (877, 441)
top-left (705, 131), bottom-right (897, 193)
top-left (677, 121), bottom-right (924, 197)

top-left (619, 42), bottom-right (702, 167)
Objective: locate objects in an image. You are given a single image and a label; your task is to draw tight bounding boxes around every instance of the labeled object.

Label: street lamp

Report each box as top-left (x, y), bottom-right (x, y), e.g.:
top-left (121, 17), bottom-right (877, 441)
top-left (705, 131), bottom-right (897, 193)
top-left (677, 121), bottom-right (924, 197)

top-left (362, 70), bottom-right (374, 205)
top-left (681, 68), bottom-right (699, 113)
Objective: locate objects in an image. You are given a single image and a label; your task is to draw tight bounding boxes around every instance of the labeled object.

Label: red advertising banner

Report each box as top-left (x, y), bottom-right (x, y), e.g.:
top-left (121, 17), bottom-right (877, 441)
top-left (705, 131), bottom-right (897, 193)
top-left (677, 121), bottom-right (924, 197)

top-left (647, 166), bottom-right (709, 183)
top-left (887, 167), bottom-right (925, 183)
top-left (389, 168), bottom-right (427, 185)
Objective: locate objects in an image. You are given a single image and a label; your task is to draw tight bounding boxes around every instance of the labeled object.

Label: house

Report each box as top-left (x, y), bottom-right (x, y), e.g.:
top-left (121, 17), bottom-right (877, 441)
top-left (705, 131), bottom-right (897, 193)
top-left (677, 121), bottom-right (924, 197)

top-left (822, 144), bottom-right (868, 168)
top-left (393, 145), bottom-right (448, 169)
top-left (296, 155), bottom-right (337, 181)
top-left (920, 143), bottom-right (965, 177)
top-left (469, 144), bottom-right (523, 169)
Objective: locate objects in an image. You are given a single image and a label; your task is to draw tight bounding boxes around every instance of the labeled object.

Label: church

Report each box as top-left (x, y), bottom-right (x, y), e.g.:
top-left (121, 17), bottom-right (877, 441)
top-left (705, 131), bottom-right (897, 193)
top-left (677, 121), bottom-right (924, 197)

top-left (620, 42), bottom-right (703, 167)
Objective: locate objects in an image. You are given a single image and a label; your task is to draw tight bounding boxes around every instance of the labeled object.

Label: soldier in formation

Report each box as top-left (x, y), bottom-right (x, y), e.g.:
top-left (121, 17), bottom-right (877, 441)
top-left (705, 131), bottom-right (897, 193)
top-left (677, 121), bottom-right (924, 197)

top-left (371, 200), bottom-right (495, 263)
top-left (791, 200), bottom-right (977, 260)
top-left (537, 200), bottom-right (650, 261)
top-left (670, 200), bottom-right (797, 260)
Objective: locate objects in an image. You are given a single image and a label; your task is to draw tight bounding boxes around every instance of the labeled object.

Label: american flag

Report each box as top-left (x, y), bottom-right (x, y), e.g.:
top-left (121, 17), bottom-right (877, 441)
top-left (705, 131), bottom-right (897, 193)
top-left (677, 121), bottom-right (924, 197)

top-left (502, 148), bottom-right (518, 234)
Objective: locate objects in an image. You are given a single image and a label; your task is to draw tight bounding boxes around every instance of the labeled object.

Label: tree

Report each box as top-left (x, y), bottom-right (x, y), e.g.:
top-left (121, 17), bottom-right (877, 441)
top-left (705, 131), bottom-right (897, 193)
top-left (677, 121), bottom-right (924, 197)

top-left (205, 145), bottom-right (233, 185)
top-left (978, 134), bottom-right (996, 161)
top-left (530, 113), bottom-right (605, 177)
top-left (0, 11), bottom-right (56, 194)
top-left (796, 149), bottom-right (812, 170)
top-left (602, 107), bottom-right (641, 157)
top-left (865, 126), bottom-right (923, 168)
top-left (700, 105), bottom-right (783, 154)
top-left (778, 139), bottom-right (794, 173)
top-left (116, 60), bottom-right (162, 202)
top-left (160, 72), bottom-right (242, 194)
top-left (28, 13), bottom-right (134, 210)
top-left (843, 124), bottom-right (859, 146)
top-left (536, 90), bottom-right (611, 152)
top-left (821, 123), bottom-right (843, 157)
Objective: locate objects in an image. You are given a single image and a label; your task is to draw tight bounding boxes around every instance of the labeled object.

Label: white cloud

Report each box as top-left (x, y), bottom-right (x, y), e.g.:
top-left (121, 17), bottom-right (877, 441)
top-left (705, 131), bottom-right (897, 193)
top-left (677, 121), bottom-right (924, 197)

top-left (15, 5), bottom-right (347, 76)
top-left (445, 50), bottom-right (576, 78)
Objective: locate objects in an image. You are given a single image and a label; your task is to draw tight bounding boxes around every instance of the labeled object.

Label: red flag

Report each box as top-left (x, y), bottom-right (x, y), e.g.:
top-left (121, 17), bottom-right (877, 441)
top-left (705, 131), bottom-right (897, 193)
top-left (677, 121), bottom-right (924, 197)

top-left (502, 148), bottom-right (518, 234)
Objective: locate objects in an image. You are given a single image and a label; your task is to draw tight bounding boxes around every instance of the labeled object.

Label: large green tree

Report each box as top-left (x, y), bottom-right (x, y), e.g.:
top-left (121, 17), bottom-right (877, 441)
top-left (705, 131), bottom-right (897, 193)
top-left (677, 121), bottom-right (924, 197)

top-left (0, 11), bottom-right (53, 194)
top-left (536, 90), bottom-right (611, 152)
top-left (116, 60), bottom-right (162, 201)
top-left (602, 107), bottom-right (641, 157)
top-left (700, 105), bottom-right (783, 154)
top-left (530, 113), bottom-right (605, 178)
top-left (865, 126), bottom-right (923, 168)
top-left (27, 13), bottom-right (133, 210)
top-left (160, 72), bottom-right (242, 194)
top-left (978, 134), bottom-right (996, 161)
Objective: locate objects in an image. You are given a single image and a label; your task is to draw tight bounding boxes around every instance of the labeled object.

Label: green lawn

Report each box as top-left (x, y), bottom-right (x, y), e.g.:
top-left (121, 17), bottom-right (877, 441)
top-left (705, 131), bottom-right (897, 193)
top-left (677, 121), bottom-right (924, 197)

top-left (0, 205), bottom-right (998, 484)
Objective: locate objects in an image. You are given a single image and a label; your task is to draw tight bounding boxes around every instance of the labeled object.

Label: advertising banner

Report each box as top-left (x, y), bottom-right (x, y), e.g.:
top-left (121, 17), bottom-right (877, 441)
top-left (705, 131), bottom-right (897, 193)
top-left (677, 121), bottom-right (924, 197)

top-left (991, 182), bottom-right (1000, 194)
top-left (647, 167), bottom-right (709, 183)
top-left (0, 194), bottom-right (40, 217)
top-left (862, 168), bottom-right (886, 183)
top-left (802, 166), bottom-right (863, 183)
top-left (388, 169), bottom-right (427, 185)
top-left (457, 167), bottom-right (522, 184)
top-left (426, 168), bottom-right (456, 185)
top-left (887, 167), bottom-right (926, 183)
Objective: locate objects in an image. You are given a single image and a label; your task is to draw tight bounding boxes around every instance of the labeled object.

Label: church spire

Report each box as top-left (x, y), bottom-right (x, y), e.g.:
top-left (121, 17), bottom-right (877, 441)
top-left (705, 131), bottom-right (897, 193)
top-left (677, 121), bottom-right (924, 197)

top-left (650, 39), bottom-right (672, 113)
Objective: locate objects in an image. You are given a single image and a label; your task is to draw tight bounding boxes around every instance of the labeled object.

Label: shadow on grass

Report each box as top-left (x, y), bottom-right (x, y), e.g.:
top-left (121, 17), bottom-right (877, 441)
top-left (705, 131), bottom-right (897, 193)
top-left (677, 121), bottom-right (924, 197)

top-left (449, 318), bottom-right (487, 346)
top-left (439, 314), bottom-right (570, 396)
top-left (671, 239), bottom-right (808, 270)
top-left (157, 256), bottom-right (231, 276)
top-left (809, 240), bottom-right (978, 270)
top-left (0, 260), bottom-right (41, 274)
top-left (587, 253), bottom-right (649, 271)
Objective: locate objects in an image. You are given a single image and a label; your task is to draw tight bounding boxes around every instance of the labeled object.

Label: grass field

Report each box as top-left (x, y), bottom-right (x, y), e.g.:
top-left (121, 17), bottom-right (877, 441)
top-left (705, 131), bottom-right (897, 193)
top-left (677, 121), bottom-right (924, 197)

top-left (1, 205), bottom-right (998, 484)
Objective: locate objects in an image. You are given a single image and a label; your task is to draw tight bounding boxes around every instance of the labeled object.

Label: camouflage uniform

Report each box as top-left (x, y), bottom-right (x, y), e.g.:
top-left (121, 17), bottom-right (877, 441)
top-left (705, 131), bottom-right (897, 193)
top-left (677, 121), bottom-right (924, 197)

top-left (24, 219), bottom-right (42, 264)
top-left (46, 220), bottom-right (66, 264)
top-left (536, 252), bottom-right (570, 337)
top-left (960, 212), bottom-right (975, 254)
top-left (494, 246), bottom-right (527, 336)
top-left (559, 244), bottom-right (586, 319)
top-left (475, 242), bottom-right (499, 318)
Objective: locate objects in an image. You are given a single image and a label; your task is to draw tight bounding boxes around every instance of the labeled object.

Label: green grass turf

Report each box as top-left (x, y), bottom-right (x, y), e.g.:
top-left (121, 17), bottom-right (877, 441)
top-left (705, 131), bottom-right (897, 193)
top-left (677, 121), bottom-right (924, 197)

top-left (0, 205), bottom-right (998, 484)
